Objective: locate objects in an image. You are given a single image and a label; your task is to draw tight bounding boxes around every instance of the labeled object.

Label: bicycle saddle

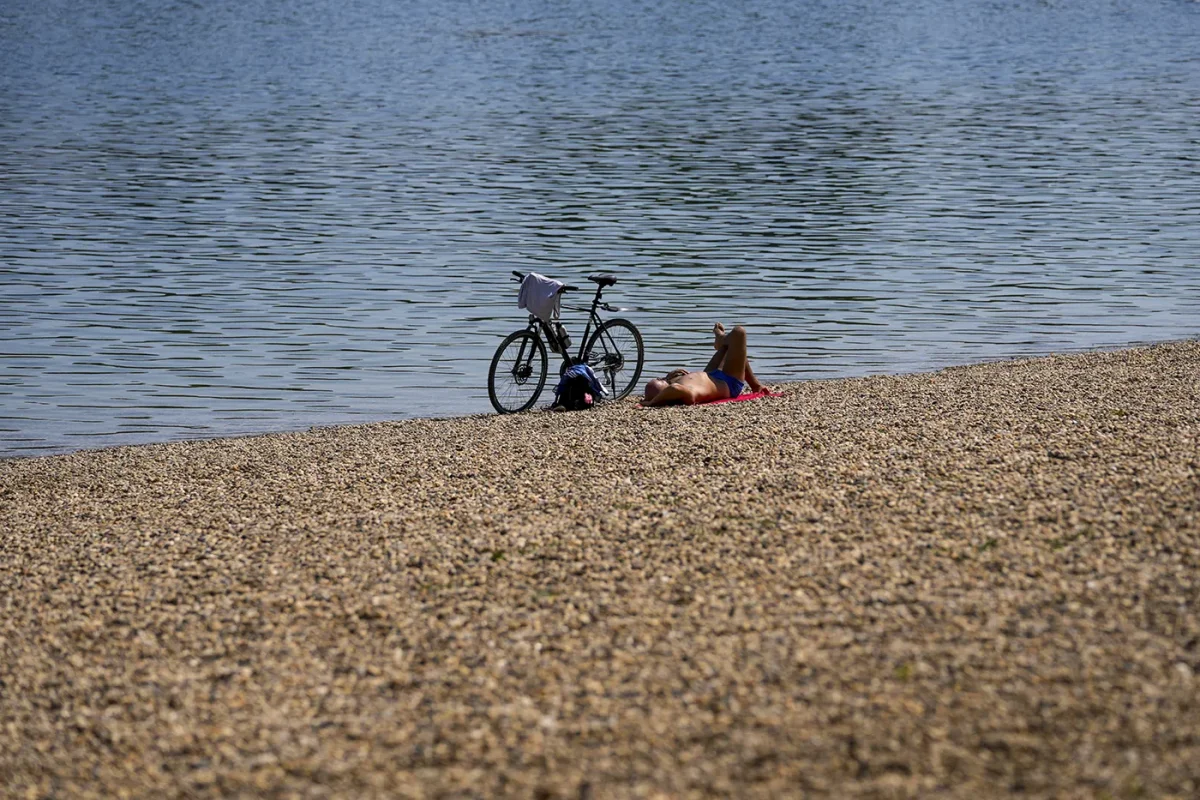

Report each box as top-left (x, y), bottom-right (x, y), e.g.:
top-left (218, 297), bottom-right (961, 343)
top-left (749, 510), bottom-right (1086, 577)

top-left (588, 274), bottom-right (617, 287)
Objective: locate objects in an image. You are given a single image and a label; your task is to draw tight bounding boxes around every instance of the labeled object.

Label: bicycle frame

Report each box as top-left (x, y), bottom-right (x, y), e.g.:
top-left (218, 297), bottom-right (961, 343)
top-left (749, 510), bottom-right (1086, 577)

top-left (525, 282), bottom-right (613, 366)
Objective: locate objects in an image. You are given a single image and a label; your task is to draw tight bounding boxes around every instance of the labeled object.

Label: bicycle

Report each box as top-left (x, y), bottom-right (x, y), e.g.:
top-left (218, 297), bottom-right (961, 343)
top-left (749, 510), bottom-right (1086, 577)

top-left (487, 271), bottom-right (645, 414)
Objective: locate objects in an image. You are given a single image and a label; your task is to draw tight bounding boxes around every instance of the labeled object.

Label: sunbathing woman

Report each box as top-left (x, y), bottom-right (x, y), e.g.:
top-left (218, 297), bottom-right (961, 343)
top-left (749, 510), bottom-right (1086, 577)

top-left (642, 323), bottom-right (766, 406)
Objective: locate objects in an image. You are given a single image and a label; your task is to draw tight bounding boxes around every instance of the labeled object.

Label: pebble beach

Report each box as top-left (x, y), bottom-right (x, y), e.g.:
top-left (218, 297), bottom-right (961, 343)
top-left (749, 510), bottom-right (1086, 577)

top-left (2, 341), bottom-right (1197, 798)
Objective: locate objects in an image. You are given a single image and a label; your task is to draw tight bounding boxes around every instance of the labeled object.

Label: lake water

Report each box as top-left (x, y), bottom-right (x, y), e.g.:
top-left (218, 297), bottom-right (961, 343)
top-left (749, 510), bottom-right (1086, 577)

top-left (2, 0), bottom-right (1198, 457)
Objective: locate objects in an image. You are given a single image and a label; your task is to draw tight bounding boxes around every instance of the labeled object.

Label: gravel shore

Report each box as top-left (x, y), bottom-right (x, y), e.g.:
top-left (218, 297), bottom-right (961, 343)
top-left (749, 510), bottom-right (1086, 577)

top-left (2, 341), bottom-right (1197, 798)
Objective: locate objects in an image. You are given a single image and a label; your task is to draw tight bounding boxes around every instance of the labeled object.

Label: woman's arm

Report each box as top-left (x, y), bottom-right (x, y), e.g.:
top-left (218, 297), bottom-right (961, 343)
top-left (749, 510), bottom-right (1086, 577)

top-left (744, 360), bottom-right (764, 393)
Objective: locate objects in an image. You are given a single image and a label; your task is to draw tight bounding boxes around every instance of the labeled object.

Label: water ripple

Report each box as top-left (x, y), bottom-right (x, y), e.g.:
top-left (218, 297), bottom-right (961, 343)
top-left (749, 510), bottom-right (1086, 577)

top-left (2, 0), bottom-right (1198, 455)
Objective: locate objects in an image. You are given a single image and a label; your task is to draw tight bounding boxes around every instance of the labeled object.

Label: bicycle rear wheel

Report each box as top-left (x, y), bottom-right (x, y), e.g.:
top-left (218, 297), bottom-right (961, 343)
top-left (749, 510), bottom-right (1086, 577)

top-left (583, 318), bottom-right (644, 400)
top-left (488, 330), bottom-right (548, 413)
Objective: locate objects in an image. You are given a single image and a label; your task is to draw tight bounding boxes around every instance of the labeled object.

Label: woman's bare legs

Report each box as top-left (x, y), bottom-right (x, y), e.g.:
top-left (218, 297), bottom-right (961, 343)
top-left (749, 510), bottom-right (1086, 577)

top-left (705, 323), bottom-right (729, 373)
top-left (718, 325), bottom-right (749, 381)
top-left (710, 322), bottom-right (762, 390)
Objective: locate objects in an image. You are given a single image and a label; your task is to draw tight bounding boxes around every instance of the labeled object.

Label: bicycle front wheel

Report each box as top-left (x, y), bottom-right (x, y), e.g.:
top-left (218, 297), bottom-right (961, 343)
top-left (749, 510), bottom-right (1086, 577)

top-left (583, 318), bottom-right (644, 400)
top-left (488, 330), bottom-right (548, 413)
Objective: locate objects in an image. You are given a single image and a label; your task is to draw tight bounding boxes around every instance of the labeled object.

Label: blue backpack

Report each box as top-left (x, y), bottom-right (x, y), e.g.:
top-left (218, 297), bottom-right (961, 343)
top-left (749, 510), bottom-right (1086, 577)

top-left (553, 363), bottom-right (603, 411)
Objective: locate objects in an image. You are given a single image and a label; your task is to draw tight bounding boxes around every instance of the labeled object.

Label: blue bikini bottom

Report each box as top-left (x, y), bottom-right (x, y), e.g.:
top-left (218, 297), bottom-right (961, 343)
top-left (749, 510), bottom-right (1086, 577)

top-left (707, 368), bottom-right (745, 399)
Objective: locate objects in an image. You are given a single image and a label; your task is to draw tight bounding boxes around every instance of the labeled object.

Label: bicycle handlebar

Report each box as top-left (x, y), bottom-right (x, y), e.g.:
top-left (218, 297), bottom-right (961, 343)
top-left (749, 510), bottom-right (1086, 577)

top-left (511, 270), bottom-right (578, 292)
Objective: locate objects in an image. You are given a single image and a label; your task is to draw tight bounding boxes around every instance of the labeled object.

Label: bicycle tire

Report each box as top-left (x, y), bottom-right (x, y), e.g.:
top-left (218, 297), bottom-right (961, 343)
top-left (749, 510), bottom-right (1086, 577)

top-left (488, 330), bottom-right (548, 413)
top-left (583, 318), bottom-right (645, 400)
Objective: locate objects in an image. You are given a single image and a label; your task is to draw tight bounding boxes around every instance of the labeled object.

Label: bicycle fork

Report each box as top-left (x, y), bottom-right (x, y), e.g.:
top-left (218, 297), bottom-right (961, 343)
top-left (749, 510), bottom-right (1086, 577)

top-left (512, 333), bottom-right (536, 383)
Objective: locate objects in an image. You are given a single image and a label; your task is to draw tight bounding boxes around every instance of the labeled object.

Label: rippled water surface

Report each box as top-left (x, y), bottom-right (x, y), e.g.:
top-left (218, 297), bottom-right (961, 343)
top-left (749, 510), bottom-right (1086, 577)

top-left (2, 0), bottom-right (1198, 456)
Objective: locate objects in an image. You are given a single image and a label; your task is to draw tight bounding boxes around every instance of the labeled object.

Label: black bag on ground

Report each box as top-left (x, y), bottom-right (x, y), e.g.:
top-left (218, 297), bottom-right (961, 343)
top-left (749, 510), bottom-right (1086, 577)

top-left (553, 373), bottom-right (595, 411)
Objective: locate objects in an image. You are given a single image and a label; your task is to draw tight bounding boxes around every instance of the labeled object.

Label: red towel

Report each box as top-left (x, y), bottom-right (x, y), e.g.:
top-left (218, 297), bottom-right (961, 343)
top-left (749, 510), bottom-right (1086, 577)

top-left (638, 390), bottom-right (783, 409)
top-left (698, 389), bottom-right (783, 406)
